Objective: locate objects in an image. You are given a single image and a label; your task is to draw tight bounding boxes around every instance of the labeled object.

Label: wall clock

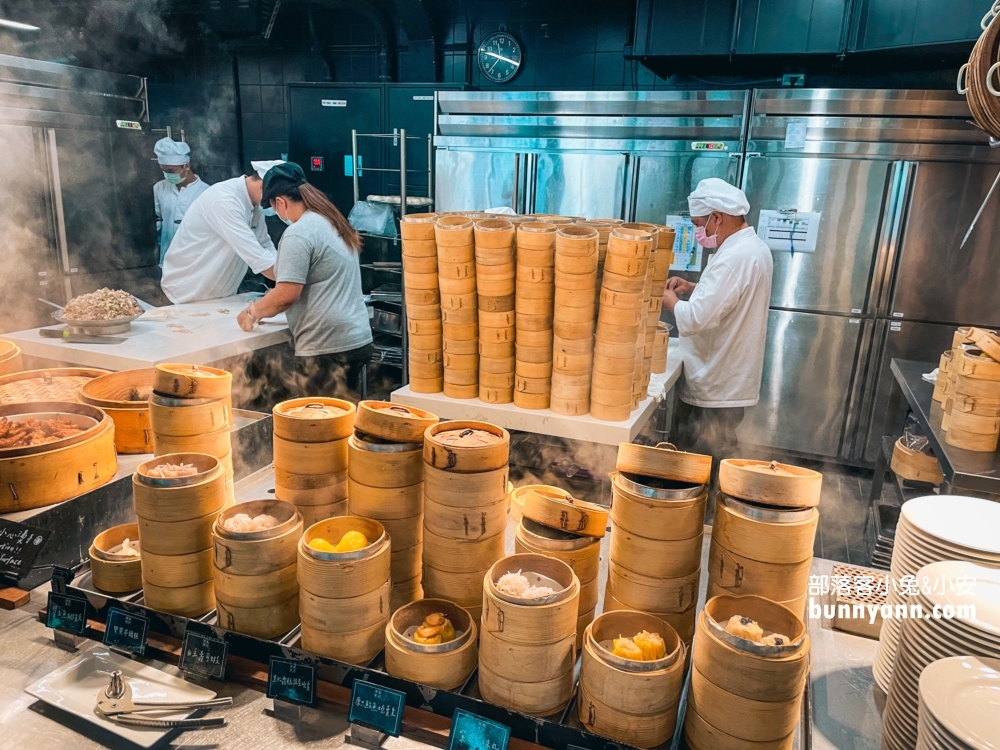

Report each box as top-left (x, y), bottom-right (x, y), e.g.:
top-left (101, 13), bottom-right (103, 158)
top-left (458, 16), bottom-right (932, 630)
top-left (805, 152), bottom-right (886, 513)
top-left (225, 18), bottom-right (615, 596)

top-left (478, 31), bottom-right (522, 84)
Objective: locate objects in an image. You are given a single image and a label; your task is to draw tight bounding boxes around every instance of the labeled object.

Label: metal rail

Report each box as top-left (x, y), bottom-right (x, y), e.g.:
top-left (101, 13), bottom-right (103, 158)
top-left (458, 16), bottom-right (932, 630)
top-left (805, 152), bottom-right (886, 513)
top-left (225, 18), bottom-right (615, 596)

top-left (350, 129), bottom-right (434, 217)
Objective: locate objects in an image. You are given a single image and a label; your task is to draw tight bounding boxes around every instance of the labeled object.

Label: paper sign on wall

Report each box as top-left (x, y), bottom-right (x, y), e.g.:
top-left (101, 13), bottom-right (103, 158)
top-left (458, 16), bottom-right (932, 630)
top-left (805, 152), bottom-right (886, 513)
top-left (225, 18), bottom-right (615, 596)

top-left (784, 120), bottom-right (807, 149)
top-left (664, 215), bottom-right (703, 271)
top-left (757, 209), bottom-right (821, 254)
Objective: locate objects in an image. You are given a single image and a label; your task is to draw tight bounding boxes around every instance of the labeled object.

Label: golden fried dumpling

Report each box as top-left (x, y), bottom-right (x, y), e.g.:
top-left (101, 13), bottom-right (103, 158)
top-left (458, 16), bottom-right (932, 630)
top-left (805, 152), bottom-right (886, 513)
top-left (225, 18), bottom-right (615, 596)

top-left (413, 613), bottom-right (456, 645)
top-left (761, 632), bottom-right (790, 647)
top-left (633, 630), bottom-right (666, 660)
top-left (333, 530), bottom-right (369, 553)
top-left (308, 538), bottom-right (337, 553)
top-left (612, 636), bottom-right (644, 661)
top-left (725, 615), bottom-right (764, 642)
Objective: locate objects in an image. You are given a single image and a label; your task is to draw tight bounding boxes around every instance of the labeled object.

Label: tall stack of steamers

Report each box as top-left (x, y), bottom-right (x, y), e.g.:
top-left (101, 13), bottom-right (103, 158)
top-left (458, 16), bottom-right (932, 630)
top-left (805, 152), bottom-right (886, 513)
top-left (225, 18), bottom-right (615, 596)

top-left (934, 326), bottom-right (1000, 452)
top-left (399, 211), bottom-right (676, 421)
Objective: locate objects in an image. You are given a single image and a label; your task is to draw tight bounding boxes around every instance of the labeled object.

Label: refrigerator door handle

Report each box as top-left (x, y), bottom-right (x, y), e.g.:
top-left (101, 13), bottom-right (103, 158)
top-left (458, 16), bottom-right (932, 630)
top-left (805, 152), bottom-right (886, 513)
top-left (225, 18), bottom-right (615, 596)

top-left (851, 318), bottom-right (890, 461)
top-left (840, 317), bottom-right (876, 460)
top-left (45, 128), bottom-right (71, 276)
top-left (876, 161), bottom-right (916, 317)
top-left (867, 161), bottom-right (902, 316)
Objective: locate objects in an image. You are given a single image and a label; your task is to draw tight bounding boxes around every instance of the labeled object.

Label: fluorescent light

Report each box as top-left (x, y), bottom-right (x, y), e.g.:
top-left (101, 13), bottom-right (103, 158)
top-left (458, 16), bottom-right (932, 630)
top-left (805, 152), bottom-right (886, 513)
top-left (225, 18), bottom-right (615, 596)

top-left (0, 19), bottom-right (41, 32)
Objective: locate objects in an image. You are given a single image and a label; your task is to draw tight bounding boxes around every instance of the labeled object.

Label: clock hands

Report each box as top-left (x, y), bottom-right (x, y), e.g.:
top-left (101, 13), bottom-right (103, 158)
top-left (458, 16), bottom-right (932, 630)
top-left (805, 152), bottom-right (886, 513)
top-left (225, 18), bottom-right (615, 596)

top-left (482, 50), bottom-right (519, 66)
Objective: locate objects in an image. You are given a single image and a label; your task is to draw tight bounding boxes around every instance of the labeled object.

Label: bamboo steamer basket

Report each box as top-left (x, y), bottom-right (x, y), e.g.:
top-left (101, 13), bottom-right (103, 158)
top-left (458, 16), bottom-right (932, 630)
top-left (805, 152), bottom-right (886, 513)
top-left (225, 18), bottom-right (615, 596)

top-left (0, 367), bottom-right (109, 404)
top-left (137, 500), bottom-right (232, 555)
top-left (444, 367), bottom-right (479, 385)
top-left (423, 463), bottom-right (510, 507)
top-left (685, 707), bottom-right (793, 750)
top-left (481, 554), bottom-right (580, 644)
top-left (80, 369), bottom-right (154, 453)
top-left (410, 361), bottom-right (445, 380)
top-left (890, 437), bottom-right (943, 485)
top-left (479, 292), bottom-right (514, 311)
top-left (476, 661), bottom-right (574, 717)
top-left (410, 347), bottom-right (445, 364)
top-left (133, 453), bottom-right (227, 522)
top-left (0, 340), bottom-right (22, 376)
top-left (444, 321), bottom-right (480, 340)
top-left (952, 327), bottom-right (977, 349)
top-left (214, 561), bottom-right (298, 609)
top-left (434, 216), bottom-right (474, 246)
top-left (553, 349), bottom-right (594, 371)
top-left (422, 565), bottom-right (485, 606)
top-left (273, 398), bottom-right (355, 442)
top-left (602, 588), bottom-right (698, 644)
top-left (140, 546), bottom-right (212, 588)
top-left (390, 575), bottom-right (424, 612)
top-left (554, 270), bottom-right (598, 293)
top-left (423, 421), bottom-right (509, 472)
top-left (378, 514), bottom-right (423, 552)
top-left (0, 409), bottom-right (117, 512)
top-left (409, 376), bottom-right (444, 394)
top-left (604, 253), bottom-right (650, 278)
top-left (443, 382), bottom-right (478, 399)
top-left (300, 619), bottom-right (386, 665)
top-left (515, 296), bottom-right (555, 316)
top-left (480, 372), bottom-right (515, 388)
top-left (296, 499), bottom-right (349, 528)
top-left (556, 225), bottom-right (599, 255)
top-left (719, 459), bottom-right (822, 508)
top-left (607, 227), bottom-right (653, 257)
top-left (948, 408), bottom-right (1000, 434)
top-left (590, 401), bottom-right (632, 422)
top-left (347, 434), bottom-right (423, 488)
top-left (578, 611), bottom-right (685, 747)
top-left (406, 289), bottom-right (442, 307)
top-left (516, 328), bottom-right (553, 348)
top-left (423, 527), bottom-right (505, 572)
top-left (384, 599), bottom-right (478, 689)
top-left (595, 338), bottom-right (639, 358)
top-left (405, 272), bottom-right (440, 291)
top-left (436, 243), bottom-right (474, 264)
top-left (213, 500), bottom-right (303, 576)
top-left (438, 277), bottom-right (477, 295)
top-left (443, 338), bottom-right (479, 356)
top-left (601, 287), bottom-right (645, 309)
top-left (521, 486), bottom-right (608, 538)
top-left (516, 248), bottom-right (555, 267)
top-left (617, 441), bottom-right (712, 484)
top-left (516, 360), bottom-right (553, 379)
top-left (480, 357), bottom-right (516, 375)
top-left (954, 372), bottom-right (1000, 398)
top-left (712, 494), bottom-right (817, 564)
top-left (438, 260), bottom-right (476, 280)
top-left (952, 392), bottom-right (1000, 416)
top-left (946, 424), bottom-right (1000, 451)
top-left (142, 578), bottom-right (214, 617)
top-left (424, 496), bottom-right (507, 540)
top-left (401, 213), bottom-right (439, 240)
top-left (298, 578), bottom-right (391, 633)
top-left (600, 270), bottom-right (647, 295)
top-left (514, 516), bottom-right (601, 584)
top-left (390, 541), bottom-right (423, 582)
top-left (707, 540), bottom-right (812, 602)
top-left (443, 351), bottom-right (479, 369)
top-left (474, 221), bottom-right (515, 252)
top-left (554, 254), bottom-right (598, 279)
top-left (515, 343), bottom-right (553, 363)
top-left (550, 396), bottom-right (589, 416)
top-left (89, 523), bottom-right (142, 593)
top-left (479, 341), bottom-right (516, 359)
top-left (406, 304), bottom-right (442, 322)
top-left (480, 628), bottom-right (577, 684)
top-left (607, 559), bottom-right (700, 614)
top-left (955, 348), bottom-right (1000, 379)
top-left (149, 393), bottom-right (230, 438)
top-left (479, 326), bottom-right (515, 345)
top-left (554, 336), bottom-right (594, 356)
top-left (153, 363), bottom-right (231, 400)
top-left (441, 291), bottom-right (478, 312)
top-left (516, 222), bottom-right (557, 250)
top-left (216, 594), bottom-right (298, 639)
top-left (274, 465), bottom-right (347, 492)
top-left (516, 313), bottom-right (554, 331)
top-left (480, 310), bottom-right (516, 328)
top-left (273, 434), bottom-right (348, 476)
top-left (610, 525), bottom-right (702, 579)
top-left (297, 516), bottom-right (391, 597)
top-left (688, 664), bottom-right (802, 743)
top-left (480, 386), bottom-right (514, 403)
top-left (348, 480), bottom-right (423, 519)
top-left (969, 326), bottom-right (1000, 360)
top-left (403, 253), bottom-right (439, 274)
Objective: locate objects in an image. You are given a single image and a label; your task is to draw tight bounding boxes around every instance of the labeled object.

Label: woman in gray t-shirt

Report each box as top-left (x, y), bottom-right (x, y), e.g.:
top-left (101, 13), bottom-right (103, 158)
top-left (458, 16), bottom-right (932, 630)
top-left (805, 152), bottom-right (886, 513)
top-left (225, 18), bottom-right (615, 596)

top-left (238, 162), bottom-right (372, 401)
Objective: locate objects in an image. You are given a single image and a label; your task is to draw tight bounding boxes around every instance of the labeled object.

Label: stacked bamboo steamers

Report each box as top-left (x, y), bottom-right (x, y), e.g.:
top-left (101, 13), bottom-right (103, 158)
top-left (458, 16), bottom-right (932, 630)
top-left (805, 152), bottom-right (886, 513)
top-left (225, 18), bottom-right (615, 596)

top-left (437, 216), bottom-right (480, 398)
top-left (149, 363), bottom-right (234, 498)
top-left (349, 401), bottom-right (439, 610)
top-left (401, 213), bottom-right (444, 393)
top-left (421, 420), bottom-right (510, 622)
top-left (608, 442), bottom-right (712, 644)
top-left (934, 327), bottom-right (1000, 452)
top-left (272, 398), bottom-right (354, 527)
top-left (708, 459), bottom-right (822, 617)
top-left (514, 222), bottom-right (558, 409)
top-left (514, 484), bottom-right (608, 645)
top-left (474, 219), bottom-right (517, 403)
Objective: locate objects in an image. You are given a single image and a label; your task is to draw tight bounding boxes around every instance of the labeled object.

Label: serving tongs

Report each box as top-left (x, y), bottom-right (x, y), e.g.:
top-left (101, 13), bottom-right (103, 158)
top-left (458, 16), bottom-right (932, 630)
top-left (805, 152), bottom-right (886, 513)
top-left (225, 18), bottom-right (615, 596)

top-left (95, 670), bottom-right (232, 729)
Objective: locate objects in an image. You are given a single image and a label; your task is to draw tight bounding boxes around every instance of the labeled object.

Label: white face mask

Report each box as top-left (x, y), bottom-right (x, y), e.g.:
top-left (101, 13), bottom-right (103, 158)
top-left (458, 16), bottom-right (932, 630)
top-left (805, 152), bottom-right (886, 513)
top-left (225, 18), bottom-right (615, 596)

top-left (275, 200), bottom-right (293, 226)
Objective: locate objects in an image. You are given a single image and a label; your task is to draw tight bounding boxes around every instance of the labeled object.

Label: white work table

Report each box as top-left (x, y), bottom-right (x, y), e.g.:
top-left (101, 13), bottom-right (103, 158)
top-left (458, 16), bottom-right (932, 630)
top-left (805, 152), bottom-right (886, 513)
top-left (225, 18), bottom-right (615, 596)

top-left (392, 338), bottom-right (682, 445)
top-left (4, 294), bottom-right (291, 371)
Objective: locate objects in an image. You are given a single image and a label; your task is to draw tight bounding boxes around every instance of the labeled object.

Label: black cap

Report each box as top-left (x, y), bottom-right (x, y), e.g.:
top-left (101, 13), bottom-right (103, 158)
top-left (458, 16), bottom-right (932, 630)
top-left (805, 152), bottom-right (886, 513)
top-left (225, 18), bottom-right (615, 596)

top-left (261, 162), bottom-right (307, 207)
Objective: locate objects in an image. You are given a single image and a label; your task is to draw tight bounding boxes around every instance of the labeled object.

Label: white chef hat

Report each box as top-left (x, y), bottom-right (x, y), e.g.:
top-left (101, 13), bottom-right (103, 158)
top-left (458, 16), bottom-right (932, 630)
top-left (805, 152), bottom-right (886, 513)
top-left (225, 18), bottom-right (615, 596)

top-left (687, 178), bottom-right (750, 217)
top-left (251, 159), bottom-right (285, 179)
top-left (153, 137), bottom-right (191, 166)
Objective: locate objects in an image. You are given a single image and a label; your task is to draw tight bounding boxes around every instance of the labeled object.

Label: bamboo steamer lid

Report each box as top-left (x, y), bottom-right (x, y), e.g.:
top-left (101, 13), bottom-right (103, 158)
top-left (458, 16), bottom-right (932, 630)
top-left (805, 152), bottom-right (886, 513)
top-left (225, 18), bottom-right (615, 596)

top-left (607, 558), bottom-right (700, 613)
top-left (348, 480), bottom-right (423, 520)
top-left (684, 706), bottom-right (794, 750)
top-left (142, 577), bottom-right (214, 617)
top-left (90, 523), bottom-right (142, 593)
top-left (711, 495), bottom-right (818, 564)
top-left (516, 222), bottom-right (557, 250)
top-left (953, 326), bottom-right (977, 349)
top-left (969, 327), bottom-right (1000, 361)
top-left (435, 215), bottom-right (474, 246)
top-left (390, 541), bottom-right (423, 581)
top-left (348, 434), bottom-right (423, 488)
top-left (946, 424), bottom-right (1000, 451)
top-left (214, 561), bottom-right (298, 609)
top-left (477, 661), bottom-right (574, 717)
top-left (213, 500), bottom-right (303, 575)
top-left (422, 564), bottom-right (486, 605)
top-left (719, 459), bottom-right (822, 508)
top-left (301, 619), bottom-right (387, 666)
top-left (153, 363), bottom-right (231, 400)
top-left (616, 441), bottom-right (711, 484)
top-left (0, 367), bottom-right (109, 404)
top-left (297, 516), bottom-right (391, 597)
top-left (707, 540), bottom-right (812, 602)
top-left (590, 400), bottom-right (632, 422)
top-left (424, 495), bottom-right (508, 540)
top-left (384, 599), bottom-right (478, 689)
top-left (273, 398), bottom-right (355, 442)
top-left (955, 348), bottom-right (1000, 379)
top-left (890, 437), bottom-right (944, 484)
top-left (610, 525), bottom-right (702, 579)
top-left (216, 594), bottom-right (298, 639)
top-left (688, 666), bottom-right (802, 744)
top-left (423, 527), bottom-right (504, 572)
top-left (403, 253), bottom-right (439, 274)
top-left (423, 421), bottom-right (509, 472)
top-left (133, 453), bottom-right (227, 522)
top-left (423, 462), bottom-right (509, 504)
top-left (401, 213), bottom-right (439, 240)
top-left (296, 499), bottom-right (350, 528)
top-left (140, 547), bottom-right (213, 587)
top-left (482, 554), bottom-right (580, 644)
top-left (521, 486), bottom-right (608, 538)
top-left (480, 628), bottom-right (577, 683)
top-left (390, 575), bottom-right (424, 612)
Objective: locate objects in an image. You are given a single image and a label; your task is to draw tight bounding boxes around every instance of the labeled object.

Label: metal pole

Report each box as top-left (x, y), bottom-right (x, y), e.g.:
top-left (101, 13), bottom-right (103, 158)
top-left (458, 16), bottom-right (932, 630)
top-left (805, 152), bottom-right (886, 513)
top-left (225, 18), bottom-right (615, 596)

top-left (399, 128), bottom-right (407, 218)
top-left (427, 135), bottom-right (433, 203)
top-left (351, 129), bottom-right (360, 205)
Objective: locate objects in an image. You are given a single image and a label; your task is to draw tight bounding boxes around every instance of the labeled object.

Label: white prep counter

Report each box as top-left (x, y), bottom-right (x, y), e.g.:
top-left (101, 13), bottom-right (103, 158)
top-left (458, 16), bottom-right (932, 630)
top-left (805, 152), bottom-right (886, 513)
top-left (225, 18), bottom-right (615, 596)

top-left (4, 294), bottom-right (291, 371)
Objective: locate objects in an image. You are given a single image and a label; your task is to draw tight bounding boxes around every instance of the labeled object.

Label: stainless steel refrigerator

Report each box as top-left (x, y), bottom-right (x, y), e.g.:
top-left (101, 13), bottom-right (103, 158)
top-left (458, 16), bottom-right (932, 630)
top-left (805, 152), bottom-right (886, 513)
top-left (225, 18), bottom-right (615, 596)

top-left (736, 88), bottom-right (999, 463)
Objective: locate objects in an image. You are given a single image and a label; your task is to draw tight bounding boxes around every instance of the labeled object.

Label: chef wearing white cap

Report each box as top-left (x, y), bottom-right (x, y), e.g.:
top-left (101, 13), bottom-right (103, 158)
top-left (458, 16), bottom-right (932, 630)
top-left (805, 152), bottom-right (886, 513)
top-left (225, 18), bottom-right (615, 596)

top-left (160, 160), bottom-right (281, 304)
top-left (662, 177), bottom-right (773, 469)
top-left (153, 138), bottom-right (209, 265)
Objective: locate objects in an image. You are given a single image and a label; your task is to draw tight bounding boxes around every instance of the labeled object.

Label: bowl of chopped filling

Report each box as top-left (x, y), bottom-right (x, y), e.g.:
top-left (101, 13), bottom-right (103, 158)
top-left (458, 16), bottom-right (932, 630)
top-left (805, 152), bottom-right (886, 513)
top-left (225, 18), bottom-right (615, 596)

top-left (53, 288), bottom-right (144, 334)
top-left (0, 401), bottom-right (106, 457)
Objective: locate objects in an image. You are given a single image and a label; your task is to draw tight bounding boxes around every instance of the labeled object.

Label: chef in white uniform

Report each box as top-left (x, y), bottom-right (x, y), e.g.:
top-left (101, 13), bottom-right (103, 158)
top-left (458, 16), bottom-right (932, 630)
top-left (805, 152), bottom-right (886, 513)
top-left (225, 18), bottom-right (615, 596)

top-left (662, 178), bottom-right (773, 472)
top-left (152, 138), bottom-right (209, 265)
top-left (160, 160), bottom-right (282, 304)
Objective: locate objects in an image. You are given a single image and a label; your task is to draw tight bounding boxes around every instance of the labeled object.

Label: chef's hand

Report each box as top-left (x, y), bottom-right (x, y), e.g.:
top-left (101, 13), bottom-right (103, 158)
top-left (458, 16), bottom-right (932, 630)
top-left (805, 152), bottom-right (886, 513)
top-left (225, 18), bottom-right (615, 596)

top-left (664, 276), bottom-right (696, 296)
top-left (237, 308), bottom-right (256, 332)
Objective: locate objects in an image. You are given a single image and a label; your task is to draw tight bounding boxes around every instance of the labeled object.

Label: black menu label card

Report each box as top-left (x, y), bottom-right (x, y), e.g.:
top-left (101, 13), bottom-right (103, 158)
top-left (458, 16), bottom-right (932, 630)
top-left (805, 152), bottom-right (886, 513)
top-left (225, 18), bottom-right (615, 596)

top-left (0, 519), bottom-right (51, 580)
top-left (103, 607), bottom-right (148, 656)
top-left (46, 592), bottom-right (88, 636)
top-left (267, 657), bottom-right (316, 707)
top-left (179, 629), bottom-right (228, 679)
top-left (348, 679), bottom-right (405, 737)
top-left (447, 709), bottom-right (511, 750)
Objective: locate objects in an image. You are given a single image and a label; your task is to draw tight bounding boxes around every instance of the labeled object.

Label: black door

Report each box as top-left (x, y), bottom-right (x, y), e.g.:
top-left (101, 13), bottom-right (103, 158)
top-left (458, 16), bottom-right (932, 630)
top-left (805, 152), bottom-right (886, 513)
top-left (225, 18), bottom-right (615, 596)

top-left (289, 86), bottom-right (382, 215)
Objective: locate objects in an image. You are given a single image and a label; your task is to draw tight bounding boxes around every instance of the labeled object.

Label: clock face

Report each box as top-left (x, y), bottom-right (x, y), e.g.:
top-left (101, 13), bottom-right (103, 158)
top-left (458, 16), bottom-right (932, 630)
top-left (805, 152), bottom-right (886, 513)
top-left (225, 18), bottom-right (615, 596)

top-left (478, 32), bottom-right (522, 84)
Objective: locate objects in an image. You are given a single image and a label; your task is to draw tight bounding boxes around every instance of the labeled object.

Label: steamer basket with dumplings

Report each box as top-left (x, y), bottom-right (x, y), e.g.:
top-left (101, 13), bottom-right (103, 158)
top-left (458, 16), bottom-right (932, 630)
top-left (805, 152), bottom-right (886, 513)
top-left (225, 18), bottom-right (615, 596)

top-left (384, 598), bottom-right (478, 690)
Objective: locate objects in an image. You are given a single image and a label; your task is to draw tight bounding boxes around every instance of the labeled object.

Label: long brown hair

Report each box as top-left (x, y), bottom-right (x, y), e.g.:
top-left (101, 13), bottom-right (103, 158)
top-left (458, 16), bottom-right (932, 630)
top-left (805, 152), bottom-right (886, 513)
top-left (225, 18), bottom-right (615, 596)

top-left (279, 182), bottom-right (362, 253)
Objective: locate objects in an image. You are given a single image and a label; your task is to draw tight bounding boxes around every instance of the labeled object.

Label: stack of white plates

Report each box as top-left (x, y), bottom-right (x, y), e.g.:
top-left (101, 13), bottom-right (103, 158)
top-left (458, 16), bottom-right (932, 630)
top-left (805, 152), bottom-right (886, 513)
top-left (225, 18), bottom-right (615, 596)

top-left (874, 496), bottom-right (1000, 692)
top-left (881, 561), bottom-right (1000, 750)
top-left (917, 655), bottom-right (1000, 750)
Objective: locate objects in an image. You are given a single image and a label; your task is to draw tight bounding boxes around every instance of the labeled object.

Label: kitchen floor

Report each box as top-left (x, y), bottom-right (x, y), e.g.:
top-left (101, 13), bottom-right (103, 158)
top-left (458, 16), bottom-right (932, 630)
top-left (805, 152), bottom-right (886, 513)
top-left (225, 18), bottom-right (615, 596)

top-left (811, 463), bottom-right (874, 566)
